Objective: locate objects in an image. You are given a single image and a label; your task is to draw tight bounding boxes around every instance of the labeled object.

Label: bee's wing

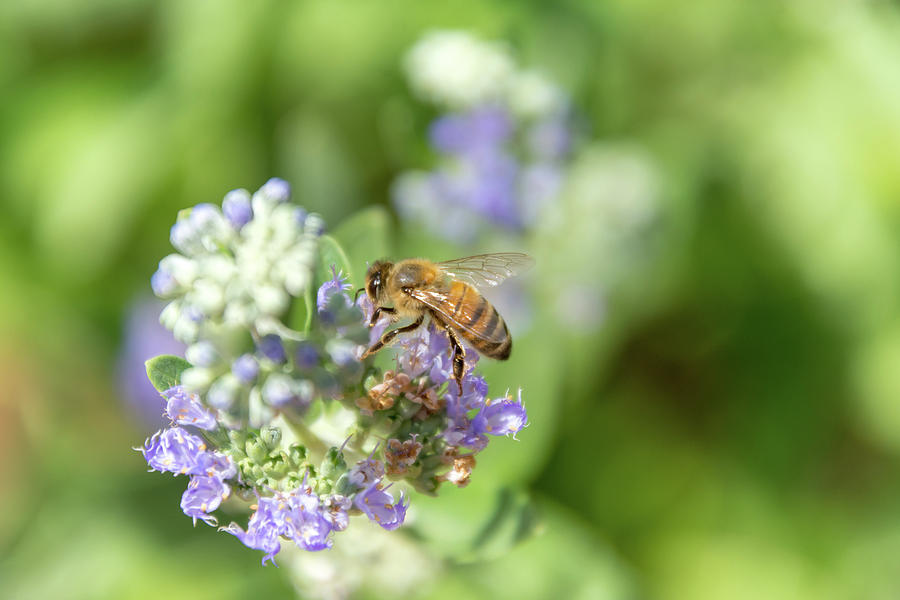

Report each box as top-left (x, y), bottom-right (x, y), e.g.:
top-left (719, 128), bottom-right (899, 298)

top-left (437, 252), bottom-right (534, 289)
top-left (406, 287), bottom-right (504, 344)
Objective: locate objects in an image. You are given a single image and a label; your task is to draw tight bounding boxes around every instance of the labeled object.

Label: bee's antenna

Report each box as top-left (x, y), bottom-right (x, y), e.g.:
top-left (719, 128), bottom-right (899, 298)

top-left (354, 287), bottom-right (365, 303)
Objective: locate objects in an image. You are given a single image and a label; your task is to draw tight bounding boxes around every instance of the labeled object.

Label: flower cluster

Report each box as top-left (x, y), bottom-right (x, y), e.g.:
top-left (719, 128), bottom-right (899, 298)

top-left (137, 180), bottom-right (528, 565)
top-left (394, 30), bottom-right (574, 242)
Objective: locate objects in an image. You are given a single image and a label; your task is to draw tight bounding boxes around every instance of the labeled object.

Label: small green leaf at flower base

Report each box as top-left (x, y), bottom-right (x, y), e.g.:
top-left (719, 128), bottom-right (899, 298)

top-left (144, 354), bottom-right (192, 392)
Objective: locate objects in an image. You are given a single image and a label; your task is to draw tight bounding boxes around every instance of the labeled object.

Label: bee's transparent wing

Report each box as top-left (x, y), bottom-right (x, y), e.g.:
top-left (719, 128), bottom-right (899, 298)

top-left (407, 287), bottom-right (500, 343)
top-left (437, 253), bottom-right (534, 289)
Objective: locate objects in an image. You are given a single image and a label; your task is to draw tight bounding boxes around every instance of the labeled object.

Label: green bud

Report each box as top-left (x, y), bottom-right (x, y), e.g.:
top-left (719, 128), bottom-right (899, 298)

top-left (319, 447), bottom-right (347, 480)
top-left (265, 454), bottom-right (290, 479)
top-left (282, 476), bottom-right (302, 491)
top-left (287, 443), bottom-right (308, 465)
top-left (228, 429), bottom-right (248, 448)
top-left (334, 473), bottom-right (359, 497)
top-left (315, 478), bottom-right (333, 496)
top-left (260, 426), bottom-right (282, 451)
top-left (248, 464), bottom-right (266, 484)
top-left (245, 436), bottom-right (268, 464)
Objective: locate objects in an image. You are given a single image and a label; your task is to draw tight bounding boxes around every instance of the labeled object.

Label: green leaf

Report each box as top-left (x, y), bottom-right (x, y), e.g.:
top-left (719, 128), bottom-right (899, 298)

top-left (331, 206), bottom-right (392, 288)
top-left (314, 234), bottom-right (353, 290)
top-left (287, 285), bottom-right (314, 333)
top-left (145, 354), bottom-right (192, 392)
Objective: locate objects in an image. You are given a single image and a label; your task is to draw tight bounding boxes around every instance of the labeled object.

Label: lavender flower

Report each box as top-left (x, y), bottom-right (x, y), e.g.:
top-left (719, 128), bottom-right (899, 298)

top-left (224, 487), bottom-right (333, 565)
top-left (354, 484), bottom-right (408, 531)
top-left (396, 30), bottom-right (574, 242)
top-left (163, 386), bottom-right (217, 430)
top-left (182, 475), bottom-right (231, 525)
top-left (137, 179), bottom-right (529, 566)
top-left (474, 390), bottom-right (528, 438)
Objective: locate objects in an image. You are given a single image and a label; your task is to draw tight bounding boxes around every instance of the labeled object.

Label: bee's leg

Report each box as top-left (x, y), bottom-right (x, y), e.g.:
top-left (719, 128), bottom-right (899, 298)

top-left (370, 306), bottom-right (396, 326)
top-left (443, 326), bottom-right (466, 395)
top-left (361, 314), bottom-right (424, 358)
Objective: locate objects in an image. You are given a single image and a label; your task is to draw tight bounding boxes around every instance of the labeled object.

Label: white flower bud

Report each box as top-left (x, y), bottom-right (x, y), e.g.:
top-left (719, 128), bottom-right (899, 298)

top-left (186, 341), bottom-right (219, 367)
top-left (192, 278), bottom-right (226, 317)
top-left (159, 254), bottom-right (198, 287)
top-left (202, 255), bottom-right (236, 286)
top-left (284, 267), bottom-right (311, 297)
top-left (254, 284), bottom-right (289, 316)
top-left (159, 300), bottom-right (181, 330)
top-left (180, 367), bottom-right (216, 393)
top-left (224, 299), bottom-right (258, 328)
top-left (208, 374), bottom-right (241, 409)
top-left (173, 313), bottom-right (200, 343)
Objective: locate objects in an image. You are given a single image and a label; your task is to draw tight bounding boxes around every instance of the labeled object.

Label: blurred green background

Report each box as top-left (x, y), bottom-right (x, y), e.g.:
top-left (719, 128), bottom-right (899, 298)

top-left (3, 1), bottom-right (900, 598)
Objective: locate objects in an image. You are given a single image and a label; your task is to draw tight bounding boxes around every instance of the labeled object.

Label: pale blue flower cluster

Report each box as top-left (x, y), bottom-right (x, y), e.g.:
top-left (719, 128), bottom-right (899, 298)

top-left (137, 180), bottom-right (529, 564)
top-left (394, 30), bottom-right (574, 243)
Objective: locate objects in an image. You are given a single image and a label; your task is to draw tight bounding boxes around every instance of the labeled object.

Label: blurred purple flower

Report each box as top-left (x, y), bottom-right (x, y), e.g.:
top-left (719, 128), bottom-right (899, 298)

top-left (257, 334), bottom-right (286, 363)
top-left (429, 106), bottom-right (512, 154)
top-left (222, 189), bottom-right (253, 230)
top-left (119, 298), bottom-right (185, 431)
top-left (231, 353), bottom-right (259, 384)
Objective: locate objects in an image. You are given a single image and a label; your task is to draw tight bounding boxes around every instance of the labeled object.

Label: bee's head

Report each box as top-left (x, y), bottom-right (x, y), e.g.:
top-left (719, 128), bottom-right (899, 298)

top-left (360, 260), bottom-right (392, 304)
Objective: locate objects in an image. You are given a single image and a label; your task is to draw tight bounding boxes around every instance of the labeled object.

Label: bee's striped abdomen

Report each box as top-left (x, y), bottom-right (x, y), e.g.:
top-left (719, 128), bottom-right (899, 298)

top-left (447, 281), bottom-right (512, 360)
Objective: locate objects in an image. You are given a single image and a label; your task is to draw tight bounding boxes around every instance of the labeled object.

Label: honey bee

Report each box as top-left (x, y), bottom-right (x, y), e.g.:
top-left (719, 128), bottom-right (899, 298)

top-left (357, 252), bottom-right (534, 393)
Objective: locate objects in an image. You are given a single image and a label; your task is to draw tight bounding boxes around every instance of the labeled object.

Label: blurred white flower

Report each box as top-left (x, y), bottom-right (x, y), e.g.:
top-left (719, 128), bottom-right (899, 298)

top-left (405, 30), bottom-right (515, 109)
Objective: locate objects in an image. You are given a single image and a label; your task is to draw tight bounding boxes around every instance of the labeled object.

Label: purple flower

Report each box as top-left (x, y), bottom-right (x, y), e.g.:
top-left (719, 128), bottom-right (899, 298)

top-left (358, 296), bottom-right (391, 346)
top-left (474, 390), bottom-right (528, 438)
top-left (257, 334), bottom-right (286, 363)
top-left (261, 374), bottom-right (312, 409)
top-left (222, 189), bottom-right (253, 230)
top-left (443, 416), bottom-right (489, 452)
top-left (142, 427), bottom-right (210, 475)
top-left (181, 474), bottom-right (231, 525)
top-left (322, 495), bottom-right (351, 532)
top-left (429, 106), bottom-right (511, 155)
top-left (445, 374), bottom-right (489, 418)
top-left (354, 484), bottom-right (408, 531)
top-left (294, 342), bottom-right (320, 369)
top-left (225, 487), bottom-right (333, 565)
top-left (398, 325), bottom-right (445, 378)
top-left (317, 267), bottom-right (352, 313)
top-left (348, 457), bottom-right (385, 487)
top-left (232, 354), bottom-right (260, 384)
top-left (465, 151), bottom-right (521, 229)
top-left (164, 386), bottom-right (217, 430)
